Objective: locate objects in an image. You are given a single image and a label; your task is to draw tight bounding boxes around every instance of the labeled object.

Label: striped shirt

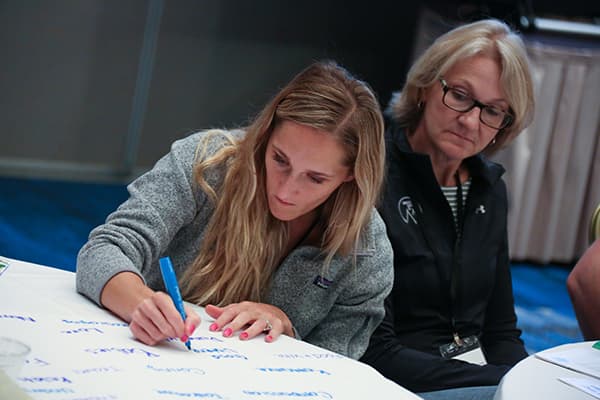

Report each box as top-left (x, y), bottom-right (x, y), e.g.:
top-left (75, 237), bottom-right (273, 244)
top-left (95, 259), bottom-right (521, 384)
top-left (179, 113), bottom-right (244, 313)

top-left (441, 178), bottom-right (472, 230)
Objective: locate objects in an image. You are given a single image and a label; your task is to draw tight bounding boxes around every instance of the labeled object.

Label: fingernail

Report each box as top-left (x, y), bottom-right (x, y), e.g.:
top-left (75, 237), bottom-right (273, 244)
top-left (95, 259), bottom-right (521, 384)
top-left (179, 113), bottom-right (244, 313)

top-left (265, 335), bottom-right (273, 343)
top-left (209, 323), bottom-right (218, 331)
top-left (187, 324), bottom-right (196, 335)
top-left (240, 332), bottom-right (249, 340)
top-left (223, 328), bottom-right (233, 337)
top-left (181, 335), bottom-right (189, 343)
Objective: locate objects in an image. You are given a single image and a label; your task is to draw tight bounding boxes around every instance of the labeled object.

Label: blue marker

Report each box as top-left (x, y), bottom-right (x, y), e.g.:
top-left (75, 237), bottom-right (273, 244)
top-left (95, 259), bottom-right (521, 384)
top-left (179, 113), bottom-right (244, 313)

top-left (159, 257), bottom-right (191, 350)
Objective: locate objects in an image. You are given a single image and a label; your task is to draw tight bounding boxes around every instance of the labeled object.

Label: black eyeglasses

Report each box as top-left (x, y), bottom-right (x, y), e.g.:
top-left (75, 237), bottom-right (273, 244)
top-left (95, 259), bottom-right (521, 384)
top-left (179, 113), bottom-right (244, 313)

top-left (439, 79), bottom-right (513, 130)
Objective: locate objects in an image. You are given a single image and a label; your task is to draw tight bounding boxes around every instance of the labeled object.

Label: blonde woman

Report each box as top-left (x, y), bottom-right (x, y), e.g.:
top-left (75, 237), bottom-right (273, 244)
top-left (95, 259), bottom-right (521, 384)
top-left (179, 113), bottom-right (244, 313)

top-left (76, 61), bottom-right (393, 360)
top-left (360, 19), bottom-right (535, 399)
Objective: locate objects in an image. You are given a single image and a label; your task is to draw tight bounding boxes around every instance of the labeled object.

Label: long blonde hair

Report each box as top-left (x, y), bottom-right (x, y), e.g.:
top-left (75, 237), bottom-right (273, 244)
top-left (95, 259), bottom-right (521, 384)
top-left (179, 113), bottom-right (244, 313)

top-left (180, 61), bottom-right (385, 306)
top-left (389, 18), bottom-right (535, 154)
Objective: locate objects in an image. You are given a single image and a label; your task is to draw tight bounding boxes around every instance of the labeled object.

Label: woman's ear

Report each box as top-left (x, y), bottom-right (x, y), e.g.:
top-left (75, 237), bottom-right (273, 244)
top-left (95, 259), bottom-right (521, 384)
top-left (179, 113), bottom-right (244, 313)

top-left (343, 173), bottom-right (355, 183)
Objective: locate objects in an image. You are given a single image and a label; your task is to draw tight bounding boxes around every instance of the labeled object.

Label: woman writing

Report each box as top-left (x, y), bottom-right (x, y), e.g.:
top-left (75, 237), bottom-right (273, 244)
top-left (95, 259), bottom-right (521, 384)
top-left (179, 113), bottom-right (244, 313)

top-left (360, 19), bottom-right (535, 399)
top-left (76, 61), bottom-right (393, 360)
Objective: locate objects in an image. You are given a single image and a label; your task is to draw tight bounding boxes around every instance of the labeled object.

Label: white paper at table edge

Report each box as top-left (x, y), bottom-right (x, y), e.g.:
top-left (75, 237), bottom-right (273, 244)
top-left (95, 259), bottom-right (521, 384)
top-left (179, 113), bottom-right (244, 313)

top-left (535, 346), bottom-right (600, 380)
top-left (558, 377), bottom-right (600, 399)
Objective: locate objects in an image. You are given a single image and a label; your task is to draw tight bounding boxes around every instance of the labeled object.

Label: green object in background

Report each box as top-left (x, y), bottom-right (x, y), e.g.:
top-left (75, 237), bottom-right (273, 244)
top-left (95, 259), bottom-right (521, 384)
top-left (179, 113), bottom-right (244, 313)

top-left (593, 341), bottom-right (600, 350)
top-left (0, 258), bottom-right (8, 277)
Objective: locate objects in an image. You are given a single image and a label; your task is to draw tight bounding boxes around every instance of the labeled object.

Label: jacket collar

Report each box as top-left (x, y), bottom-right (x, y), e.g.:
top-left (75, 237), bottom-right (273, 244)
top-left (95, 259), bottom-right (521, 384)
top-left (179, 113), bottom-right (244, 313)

top-left (387, 121), bottom-right (505, 187)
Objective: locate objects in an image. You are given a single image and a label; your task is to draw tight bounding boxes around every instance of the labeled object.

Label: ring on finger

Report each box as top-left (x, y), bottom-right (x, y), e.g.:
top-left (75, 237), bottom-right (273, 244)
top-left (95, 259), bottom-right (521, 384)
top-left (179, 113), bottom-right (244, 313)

top-left (263, 319), bottom-right (273, 332)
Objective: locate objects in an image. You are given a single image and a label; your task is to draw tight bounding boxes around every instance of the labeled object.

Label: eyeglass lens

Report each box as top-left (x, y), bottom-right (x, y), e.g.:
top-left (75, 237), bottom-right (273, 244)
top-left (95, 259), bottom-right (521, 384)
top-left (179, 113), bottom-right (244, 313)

top-left (441, 81), bottom-right (511, 129)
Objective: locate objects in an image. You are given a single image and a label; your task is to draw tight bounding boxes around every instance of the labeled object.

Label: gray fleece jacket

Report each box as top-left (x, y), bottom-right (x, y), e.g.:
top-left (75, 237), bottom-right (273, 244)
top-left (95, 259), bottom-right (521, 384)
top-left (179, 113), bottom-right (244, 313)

top-left (76, 130), bottom-right (394, 359)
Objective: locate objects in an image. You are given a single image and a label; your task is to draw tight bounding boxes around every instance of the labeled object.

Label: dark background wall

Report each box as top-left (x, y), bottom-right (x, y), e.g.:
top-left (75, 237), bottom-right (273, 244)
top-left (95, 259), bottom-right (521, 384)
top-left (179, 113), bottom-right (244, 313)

top-left (0, 0), bottom-right (596, 182)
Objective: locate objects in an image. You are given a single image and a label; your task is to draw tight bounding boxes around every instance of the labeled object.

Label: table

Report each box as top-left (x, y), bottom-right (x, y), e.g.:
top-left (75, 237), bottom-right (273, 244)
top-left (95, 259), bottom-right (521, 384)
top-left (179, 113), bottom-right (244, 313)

top-left (0, 256), bottom-right (421, 399)
top-left (494, 341), bottom-right (600, 399)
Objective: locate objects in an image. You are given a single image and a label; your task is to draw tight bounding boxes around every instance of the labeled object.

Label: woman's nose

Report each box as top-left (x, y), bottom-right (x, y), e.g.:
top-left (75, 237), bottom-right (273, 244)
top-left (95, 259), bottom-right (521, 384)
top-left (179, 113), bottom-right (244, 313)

top-left (276, 174), bottom-right (300, 197)
top-left (458, 106), bottom-right (482, 127)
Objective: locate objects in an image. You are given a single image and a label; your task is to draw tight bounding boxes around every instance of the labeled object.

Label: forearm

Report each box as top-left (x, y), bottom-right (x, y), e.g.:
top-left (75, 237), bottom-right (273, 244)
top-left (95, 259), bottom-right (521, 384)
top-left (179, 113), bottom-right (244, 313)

top-left (568, 272), bottom-right (600, 340)
top-left (362, 338), bottom-right (509, 392)
top-left (567, 239), bottom-right (600, 340)
top-left (100, 271), bottom-right (156, 323)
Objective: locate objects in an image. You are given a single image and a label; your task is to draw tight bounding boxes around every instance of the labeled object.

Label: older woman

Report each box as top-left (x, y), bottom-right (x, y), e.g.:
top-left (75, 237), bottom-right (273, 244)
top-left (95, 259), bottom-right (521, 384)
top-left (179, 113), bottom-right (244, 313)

top-left (360, 19), bottom-right (535, 400)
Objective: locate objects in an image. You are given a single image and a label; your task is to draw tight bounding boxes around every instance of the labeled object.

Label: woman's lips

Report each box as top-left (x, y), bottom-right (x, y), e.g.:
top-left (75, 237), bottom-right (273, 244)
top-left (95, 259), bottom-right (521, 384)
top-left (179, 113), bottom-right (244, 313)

top-left (275, 195), bottom-right (294, 206)
top-left (449, 130), bottom-right (474, 143)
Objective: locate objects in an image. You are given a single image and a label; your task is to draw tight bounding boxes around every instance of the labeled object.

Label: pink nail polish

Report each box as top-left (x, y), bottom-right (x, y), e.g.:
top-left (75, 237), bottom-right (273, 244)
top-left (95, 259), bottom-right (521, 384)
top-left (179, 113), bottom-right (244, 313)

top-left (240, 332), bottom-right (249, 340)
top-left (265, 335), bottom-right (273, 343)
top-left (223, 328), bottom-right (233, 337)
top-left (209, 323), bottom-right (218, 331)
top-left (181, 335), bottom-right (188, 343)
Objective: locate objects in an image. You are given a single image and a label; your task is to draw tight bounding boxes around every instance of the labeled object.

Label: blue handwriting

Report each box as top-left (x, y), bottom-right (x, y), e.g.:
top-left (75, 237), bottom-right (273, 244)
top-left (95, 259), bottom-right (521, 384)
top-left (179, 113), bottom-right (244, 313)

top-left (0, 314), bottom-right (36, 322)
top-left (25, 357), bottom-right (50, 367)
top-left (84, 347), bottom-right (160, 358)
top-left (242, 390), bottom-right (333, 399)
top-left (191, 347), bottom-right (247, 359)
top-left (156, 389), bottom-right (225, 398)
top-left (167, 336), bottom-right (224, 343)
top-left (274, 353), bottom-right (343, 360)
top-left (256, 367), bottom-right (331, 376)
top-left (73, 366), bottom-right (121, 374)
top-left (19, 376), bottom-right (72, 384)
top-left (191, 347), bottom-right (238, 354)
top-left (211, 354), bottom-right (248, 360)
top-left (62, 319), bottom-right (128, 327)
top-left (61, 327), bottom-right (104, 335)
top-left (25, 388), bottom-right (75, 394)
top-left (146, 364), bottom-right (205, 375)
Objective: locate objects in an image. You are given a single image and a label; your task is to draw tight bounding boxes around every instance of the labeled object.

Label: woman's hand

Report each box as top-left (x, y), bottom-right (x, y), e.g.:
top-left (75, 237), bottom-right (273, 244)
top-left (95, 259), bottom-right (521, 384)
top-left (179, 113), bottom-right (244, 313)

top-left (100, 271), bottom-right (201, 347)
top-left (205, 302), bottom-right (293, 343)
top-left (129, 291), bottom-right (201, 346)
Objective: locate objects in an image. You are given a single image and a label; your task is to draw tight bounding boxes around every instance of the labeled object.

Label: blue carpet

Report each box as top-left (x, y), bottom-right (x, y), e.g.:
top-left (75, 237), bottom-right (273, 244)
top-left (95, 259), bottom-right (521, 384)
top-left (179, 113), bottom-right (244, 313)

top-left (0, 176), bottom-right (583, 352)
top-left (0, 176), bottom-right (128, 271)
top-left (511, 263), bottom-right (583, 353)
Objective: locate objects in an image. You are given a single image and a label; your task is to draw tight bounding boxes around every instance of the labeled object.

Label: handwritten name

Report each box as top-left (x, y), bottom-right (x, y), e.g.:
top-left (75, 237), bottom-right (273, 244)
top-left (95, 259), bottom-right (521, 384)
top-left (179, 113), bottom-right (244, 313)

top-left (166, 336), bottom-right (224, 343)
top-left (256, 367), bottom-right (331, 376)
top-left (25, 357), bottom-right (50, 367)
top-left (61, 327), bottom-right (104, 335)
top-left (62, 319), bottom-right (128, 327)
top-left (84, 347), bottom-right (160, 358)
top-left (19, 376), bottom-right (73, 384)
top-left (242, 390), bottom-right (333, 399)
top-left (274, 353), bottom-right (344, 360)
top-left (146, 364), bottom-right (205, 375)
top-left (156, 389), bottom-right (224, 398)
top-left (211, 354), bottom-right (248, 360)
top-left (25, 388), bottom-right (75, 394)
top-left (190, 347), bottom-right (248, 360)
top-left (191, 347), bottom-right (238, 354)
top-left (73, 366), bottom-right (121, 374)
top-left (0, 314), bottom-right (36, 322)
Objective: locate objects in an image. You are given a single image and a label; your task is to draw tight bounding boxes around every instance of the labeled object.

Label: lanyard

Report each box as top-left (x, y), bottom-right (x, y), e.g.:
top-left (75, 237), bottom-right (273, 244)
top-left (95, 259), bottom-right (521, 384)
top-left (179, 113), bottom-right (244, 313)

top-left (450, 171), bottom-right (464, 344)
top-left (411, 170), bottom-right (466, 345)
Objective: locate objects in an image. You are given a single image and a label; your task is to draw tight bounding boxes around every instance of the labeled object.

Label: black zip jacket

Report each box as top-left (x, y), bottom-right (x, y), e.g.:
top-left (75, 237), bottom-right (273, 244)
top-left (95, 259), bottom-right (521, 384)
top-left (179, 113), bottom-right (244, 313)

top-left (360, 123), bottom-right (527, 392)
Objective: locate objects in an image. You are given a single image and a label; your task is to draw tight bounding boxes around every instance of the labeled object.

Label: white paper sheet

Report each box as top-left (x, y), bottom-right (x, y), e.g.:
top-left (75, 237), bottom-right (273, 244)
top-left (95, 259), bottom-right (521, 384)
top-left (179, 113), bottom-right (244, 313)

top-left (0, 257), bottom-right (421, 400)
top-left (559, 377), bottom-right (600, 399)
top-left (536, 345), bottom-right (600, 379)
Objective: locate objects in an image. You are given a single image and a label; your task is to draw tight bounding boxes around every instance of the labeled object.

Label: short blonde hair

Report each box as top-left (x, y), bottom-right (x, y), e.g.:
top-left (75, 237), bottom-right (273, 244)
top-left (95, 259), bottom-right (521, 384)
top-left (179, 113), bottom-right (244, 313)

top-left (389, 18), bottom-right (535, 154)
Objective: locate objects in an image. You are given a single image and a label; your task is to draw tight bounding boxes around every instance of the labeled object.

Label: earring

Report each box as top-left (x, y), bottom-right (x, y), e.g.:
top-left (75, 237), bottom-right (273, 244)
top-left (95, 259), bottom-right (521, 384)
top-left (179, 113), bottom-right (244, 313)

top-left (490, 137), bottom-right (497, 146)
top-left (417, 101), bottom-right (424, 110)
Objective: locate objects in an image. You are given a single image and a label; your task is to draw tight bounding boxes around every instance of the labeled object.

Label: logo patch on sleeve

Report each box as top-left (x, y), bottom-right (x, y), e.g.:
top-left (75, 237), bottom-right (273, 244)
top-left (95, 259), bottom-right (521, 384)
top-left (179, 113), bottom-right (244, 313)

top-left (313, 275), bottom-right (333, 289)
